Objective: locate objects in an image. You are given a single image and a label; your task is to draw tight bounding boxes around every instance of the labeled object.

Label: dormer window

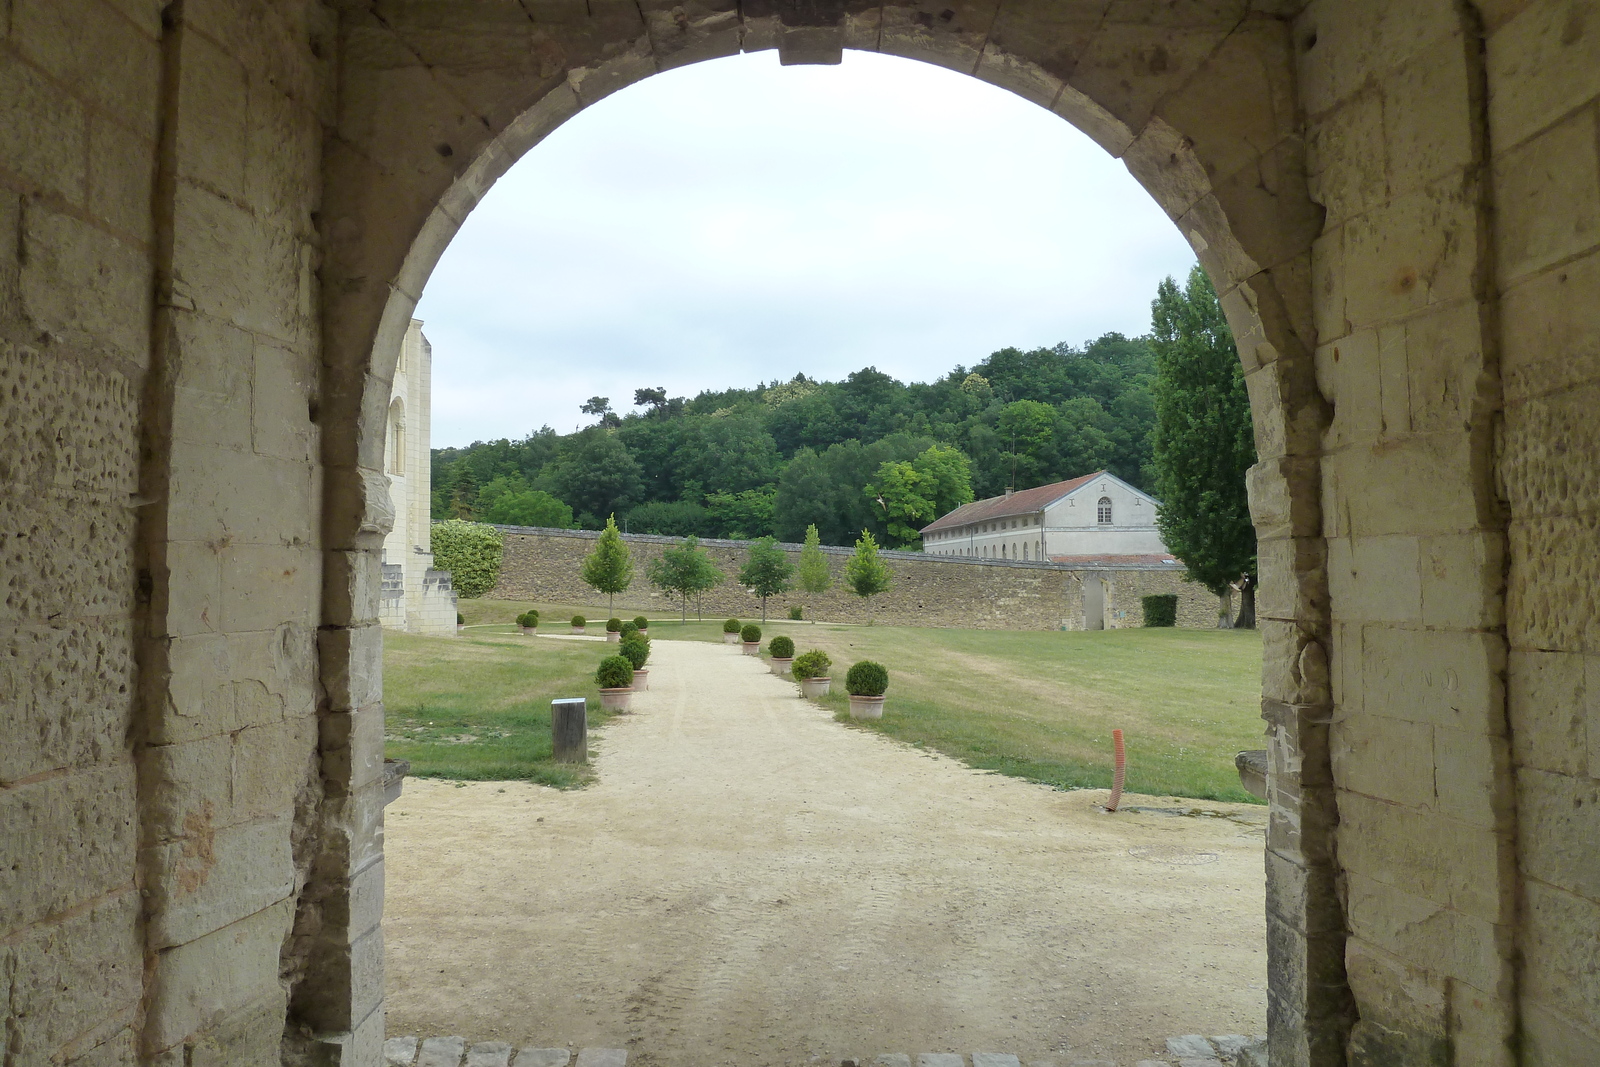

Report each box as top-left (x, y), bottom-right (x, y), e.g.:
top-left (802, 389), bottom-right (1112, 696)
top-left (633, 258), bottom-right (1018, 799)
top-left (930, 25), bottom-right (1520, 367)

top-left (1097, 496), bottom-right (1112, 524)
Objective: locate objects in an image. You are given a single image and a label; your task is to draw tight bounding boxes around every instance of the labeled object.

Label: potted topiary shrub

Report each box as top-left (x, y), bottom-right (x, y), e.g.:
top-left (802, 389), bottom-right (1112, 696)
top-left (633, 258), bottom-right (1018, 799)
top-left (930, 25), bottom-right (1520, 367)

top-left (740, 623), bottom-right (762, 655)
top-left (722, 618), bottom-right (742, 645)
top-left (619, 632), bottom-right (651, 691)
top-left (605, 617), bottom-right (623, 642)
top-left (571, 614), bottom-right (586, 635)
top-left (791, 650), bottom-right (832, 699)
top-left (633, 615), bottom-right (649, 633)
top-left (619, 621), bottom-right (639, 641)
top-left (846, 660), bottom-right (889, 719)
top-left (457, 612), bottom-right (465, 634)
top-left (596, 654), bottom-right (635, 712)
top-left (517, 610), bottom-right (539, 636)
top-left (767, 634), bottom-right (795, 677)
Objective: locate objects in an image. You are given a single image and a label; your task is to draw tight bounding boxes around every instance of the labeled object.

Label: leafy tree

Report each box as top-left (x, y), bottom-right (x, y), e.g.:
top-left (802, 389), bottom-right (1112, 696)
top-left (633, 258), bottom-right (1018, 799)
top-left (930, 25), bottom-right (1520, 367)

top-left (476, 474), bottom-right (574, 528)
top-left (796, 523), bottom-right (832, 611)
top-left (844, 529), bottom-right (893, 622)
top-left (738, 536), bottom-right (793, 621)
top-left (703, 487), bottom-right (776, 540)
top-left (633, 387), bottom-right (668, 413)
top-left (541, 429), bottom-right (644, 526)
top-left (865, 460), bottom-right (929, 549)
top-left (913, 443), bottom-right (976, 518)
top-left (580, 396), bottom-right (611, 416)
top-left (580, 514), bottom-right (634, 616)
top-left (1149, 265), bottom-right (1258, 627)
top-left (449, 464), bottom-right (479, 519)
top-left (430, 520), bottom-right (503, 598)
top-left (647, 535), bottom-right (724, 622)
top-left (625, 499), bottom-right (709, 537)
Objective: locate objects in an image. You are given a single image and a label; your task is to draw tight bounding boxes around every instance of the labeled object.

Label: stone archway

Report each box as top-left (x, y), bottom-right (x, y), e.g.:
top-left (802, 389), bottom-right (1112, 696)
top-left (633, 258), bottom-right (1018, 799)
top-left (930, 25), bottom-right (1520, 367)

top-left (309, 6), bottom-right (1335, 1064)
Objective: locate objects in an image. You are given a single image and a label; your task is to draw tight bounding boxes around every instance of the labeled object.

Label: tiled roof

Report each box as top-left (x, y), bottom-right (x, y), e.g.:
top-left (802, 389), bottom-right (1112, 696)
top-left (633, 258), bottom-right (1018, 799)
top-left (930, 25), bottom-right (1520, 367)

top-left (920, 472), bottom-right (1103, 534)
top-left (1049, 553), bottom-right (1181, 567)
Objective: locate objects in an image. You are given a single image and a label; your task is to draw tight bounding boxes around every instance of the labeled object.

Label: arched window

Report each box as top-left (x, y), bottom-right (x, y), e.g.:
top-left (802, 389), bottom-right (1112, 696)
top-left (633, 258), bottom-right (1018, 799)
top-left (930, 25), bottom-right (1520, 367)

top-left (1097, 496), bottom-right (1112, 524)
top-left (387, 399), bottom-right (406, 475)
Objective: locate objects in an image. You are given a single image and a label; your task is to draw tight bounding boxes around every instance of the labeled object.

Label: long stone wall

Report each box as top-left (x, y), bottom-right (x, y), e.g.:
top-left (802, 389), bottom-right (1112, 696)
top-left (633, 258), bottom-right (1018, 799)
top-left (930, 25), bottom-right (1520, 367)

top-left (485, 526), bottom-right (1216, 630)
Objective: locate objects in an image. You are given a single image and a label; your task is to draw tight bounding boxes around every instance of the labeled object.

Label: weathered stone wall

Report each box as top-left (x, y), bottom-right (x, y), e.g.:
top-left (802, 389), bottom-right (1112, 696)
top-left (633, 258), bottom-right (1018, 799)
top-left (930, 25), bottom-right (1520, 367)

top-left (486, 526), bottom-right (1214, 630)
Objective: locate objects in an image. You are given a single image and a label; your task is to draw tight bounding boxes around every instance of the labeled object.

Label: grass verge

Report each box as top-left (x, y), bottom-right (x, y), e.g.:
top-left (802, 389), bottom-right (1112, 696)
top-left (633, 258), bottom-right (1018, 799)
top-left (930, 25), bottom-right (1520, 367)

top-left (383, 628), bottom-right (618, 786)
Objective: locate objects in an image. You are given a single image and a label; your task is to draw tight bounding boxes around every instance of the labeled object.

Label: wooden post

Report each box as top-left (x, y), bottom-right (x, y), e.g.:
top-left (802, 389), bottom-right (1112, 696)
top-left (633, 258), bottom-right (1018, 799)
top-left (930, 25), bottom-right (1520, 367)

top-left (551, 698), bottom-right (587, 763)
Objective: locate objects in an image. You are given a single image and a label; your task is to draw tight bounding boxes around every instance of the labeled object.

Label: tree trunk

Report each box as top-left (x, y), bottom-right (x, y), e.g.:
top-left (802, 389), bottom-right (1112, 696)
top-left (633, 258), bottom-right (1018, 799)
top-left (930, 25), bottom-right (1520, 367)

top-left (761, 597), bottom-right (768, 622)
top-left (681, 595), bottom-right (687, 624)
top-left (1234, 577), bottom-right (1257, 629)
top-left (1217, 588), bottom-right (1234, 628)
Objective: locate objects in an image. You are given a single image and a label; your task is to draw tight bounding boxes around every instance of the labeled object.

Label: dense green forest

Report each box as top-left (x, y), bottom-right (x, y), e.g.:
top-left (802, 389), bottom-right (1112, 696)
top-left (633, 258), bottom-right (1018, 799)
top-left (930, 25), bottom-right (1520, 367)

top-left (431, 332), bottom-right (1160, 549)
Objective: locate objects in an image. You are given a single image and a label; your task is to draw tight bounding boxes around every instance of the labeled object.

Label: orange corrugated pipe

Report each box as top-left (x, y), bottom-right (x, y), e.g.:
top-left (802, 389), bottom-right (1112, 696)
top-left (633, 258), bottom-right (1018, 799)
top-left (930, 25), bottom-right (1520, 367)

top-left (1107, 729), bottom-right (1126, 812)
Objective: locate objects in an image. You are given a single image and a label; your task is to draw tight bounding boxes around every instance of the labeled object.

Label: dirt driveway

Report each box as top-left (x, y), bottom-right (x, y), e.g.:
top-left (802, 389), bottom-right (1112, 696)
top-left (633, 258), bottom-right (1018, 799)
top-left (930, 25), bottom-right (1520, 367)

top-left (383, 638), bottom-right (1267, 1066)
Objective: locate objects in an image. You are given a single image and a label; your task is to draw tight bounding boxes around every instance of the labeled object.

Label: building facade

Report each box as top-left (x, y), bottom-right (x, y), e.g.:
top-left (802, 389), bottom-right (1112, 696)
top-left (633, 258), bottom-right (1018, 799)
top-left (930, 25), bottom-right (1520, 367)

top-left (380, 320), bottom-right (458, 635)
top-left (920, 472), bottom-right (1171, 565)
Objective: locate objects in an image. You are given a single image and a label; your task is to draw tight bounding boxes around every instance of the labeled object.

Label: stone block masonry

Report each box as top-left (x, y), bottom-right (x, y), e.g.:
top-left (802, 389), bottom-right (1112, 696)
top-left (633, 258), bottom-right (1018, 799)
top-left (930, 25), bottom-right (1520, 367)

top-left (486, 525), bottom-right (1216, 631)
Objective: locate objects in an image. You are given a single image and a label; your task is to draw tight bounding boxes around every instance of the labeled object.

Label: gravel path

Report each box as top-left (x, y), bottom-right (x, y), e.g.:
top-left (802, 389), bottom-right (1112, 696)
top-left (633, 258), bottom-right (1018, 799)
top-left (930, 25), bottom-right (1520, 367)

top-left (383, 637), bottom-right (1267, 1066)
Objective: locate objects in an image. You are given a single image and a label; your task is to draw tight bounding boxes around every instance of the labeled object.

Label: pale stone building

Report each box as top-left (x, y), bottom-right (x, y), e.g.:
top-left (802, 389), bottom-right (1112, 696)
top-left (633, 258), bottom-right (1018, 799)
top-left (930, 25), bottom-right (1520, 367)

top-left (920, 471), bottom-right (1173, 564)
top-left (381, 320), bottom-right (458, 634)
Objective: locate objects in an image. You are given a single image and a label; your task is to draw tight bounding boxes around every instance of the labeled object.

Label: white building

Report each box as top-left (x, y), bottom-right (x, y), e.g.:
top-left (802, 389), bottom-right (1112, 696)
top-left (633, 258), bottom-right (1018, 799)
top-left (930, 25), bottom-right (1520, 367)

top-left (919, 471), bottom-right (1174, 565)
top-left (380, 320), bottom-right (458, 634)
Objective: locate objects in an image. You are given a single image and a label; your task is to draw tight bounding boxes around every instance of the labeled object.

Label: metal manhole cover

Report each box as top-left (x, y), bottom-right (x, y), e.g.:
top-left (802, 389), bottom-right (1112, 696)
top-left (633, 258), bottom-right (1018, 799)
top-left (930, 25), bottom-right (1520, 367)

top-left (1127, 844), bottom-right (1220, 865)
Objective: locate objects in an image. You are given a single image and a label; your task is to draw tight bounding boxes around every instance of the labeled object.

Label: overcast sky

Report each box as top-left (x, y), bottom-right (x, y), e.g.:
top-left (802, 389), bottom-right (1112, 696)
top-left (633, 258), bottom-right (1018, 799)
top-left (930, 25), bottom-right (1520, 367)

top-left (415, 50), bottom-right (1197, 448)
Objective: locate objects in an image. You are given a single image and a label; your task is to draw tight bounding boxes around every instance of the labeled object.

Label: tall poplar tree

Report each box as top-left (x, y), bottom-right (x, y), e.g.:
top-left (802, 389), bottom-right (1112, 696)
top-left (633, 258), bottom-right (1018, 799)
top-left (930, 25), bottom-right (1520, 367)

top-left (1148, 265), bottom-right (1258, 627)
top-left (581, 514), bottom-right (634, 616)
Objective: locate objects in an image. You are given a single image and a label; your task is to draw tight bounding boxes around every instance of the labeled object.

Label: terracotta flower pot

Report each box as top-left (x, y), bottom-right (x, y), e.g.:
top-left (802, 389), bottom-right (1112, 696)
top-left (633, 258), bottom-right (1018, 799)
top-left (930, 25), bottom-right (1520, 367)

top-left (456, 624), bottom-right (465, 633)
top-left (571, 626), bottom-right (584, 634)
top-left (598, 687), bottom-right (632, 712)
top-left (769, 657), bottom-right (793, 677)
top-left (848, 695), bottom-right (886, 719)
top-left (632, 669), bottom-right (649, 691)
top-left (742, 641), bottom-right (760, 656)
top-left (722, 632), bottom-right (740, 644)
top-left (605, 631), bottom-right (620, 642)
top-left (519, 626), bottom-right (535, 636)
top-left (799, 676), bottom-right (831, 699)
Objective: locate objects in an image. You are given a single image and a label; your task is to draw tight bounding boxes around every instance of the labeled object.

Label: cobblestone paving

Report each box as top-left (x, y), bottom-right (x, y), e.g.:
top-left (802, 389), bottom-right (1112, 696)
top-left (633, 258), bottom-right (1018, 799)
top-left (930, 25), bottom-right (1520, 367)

top-left (384, 1035), bottom-right (1267, 1067)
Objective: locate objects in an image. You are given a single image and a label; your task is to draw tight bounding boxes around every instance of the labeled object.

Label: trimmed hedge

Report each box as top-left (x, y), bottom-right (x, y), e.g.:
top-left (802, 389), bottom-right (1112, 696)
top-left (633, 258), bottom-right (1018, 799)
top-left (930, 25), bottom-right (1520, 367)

top-left (596, 655), bottom-right (634, 689)
top-left (516, 610), bottom-right (538, 628)
top-left (633, 616), bottom-right (649, 631)
top-left (722, 618), bottom-right (742, 634)
top-left (619, 634), bottom-right (650, 670)
top-left (846, 660), bottom-right (889, 697)
top-left (605, 617), bottom-right (623, 632)
top-left (740, 623), bottom-right (761, 643)
top-left (571, 615), bottom-right (585, 628)
top-left (619, 621), bottom-right (639, 640)
top-left (791, 650), bottom-right (831, 680)
top-left (1141, 594), bottom-right (1178, 627)
top-left (431, 520), bottom-right (503, 598)
top-left (768, 635), bottom-right (795, 659)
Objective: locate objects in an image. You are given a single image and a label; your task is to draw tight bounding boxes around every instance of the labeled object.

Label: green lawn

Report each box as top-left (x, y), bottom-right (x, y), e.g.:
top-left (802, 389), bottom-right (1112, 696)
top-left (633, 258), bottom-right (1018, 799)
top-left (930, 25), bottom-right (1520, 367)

top-left (382, 627), bottom-right (619, 786)
top-left (418, 598), bottom-right (1265, 802)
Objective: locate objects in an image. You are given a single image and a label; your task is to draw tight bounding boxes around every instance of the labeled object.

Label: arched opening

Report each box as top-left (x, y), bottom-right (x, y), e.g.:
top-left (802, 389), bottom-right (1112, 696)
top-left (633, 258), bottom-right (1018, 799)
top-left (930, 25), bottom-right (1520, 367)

top-left (1097, 496), bottom-right (1112, 525)
top-left (310, 7), bottom-right (1334, 1064)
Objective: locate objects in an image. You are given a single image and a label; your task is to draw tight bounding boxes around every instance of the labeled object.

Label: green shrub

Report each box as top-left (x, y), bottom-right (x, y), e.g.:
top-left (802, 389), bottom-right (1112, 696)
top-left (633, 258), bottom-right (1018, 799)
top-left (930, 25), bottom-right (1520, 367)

top-left (456, 612), bottom-right (464, 625)
top-left (605, 617), bottom-right (622, 632)
top-left (722, 618), bottom-right (742, 634)
top-left (571, 615), bottom-right (585, 628)
top-left (516, 611), bottom-right (538, 628)
top-left (431, 520), bottom-right (504, 598)
top-left (633, 616), bottom-right (649, 631)
top-left (1141, 594), bottom-right (1178, 627)
top-left (619, 621), bottom-right (639, 640)
top-left (788, 605), bottom-right (803, 621)
top-left (846, 660), bottom-right (889, 697)
top-left (619, 634), bottom-right (650, 670)
top-left (768, 635), bottom-right (795, 659)
top-left (740, 623), bottom-right (761, 643)
top-left (596, 655), bottom-right (634, 689)
top-left (791, 650), bottom-right (831, 680)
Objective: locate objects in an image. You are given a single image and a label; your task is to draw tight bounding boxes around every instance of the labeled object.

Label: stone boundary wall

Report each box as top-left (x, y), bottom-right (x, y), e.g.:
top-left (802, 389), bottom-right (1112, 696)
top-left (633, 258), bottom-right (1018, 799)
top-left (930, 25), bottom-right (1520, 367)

top-left (482, 526), bottom-right (1214, 631)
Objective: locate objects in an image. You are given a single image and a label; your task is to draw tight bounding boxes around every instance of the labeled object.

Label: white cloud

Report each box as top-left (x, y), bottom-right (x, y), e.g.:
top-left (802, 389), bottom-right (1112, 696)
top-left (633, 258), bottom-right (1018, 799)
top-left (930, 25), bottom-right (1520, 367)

top-left (415, 49), bottom-right (1197, 446)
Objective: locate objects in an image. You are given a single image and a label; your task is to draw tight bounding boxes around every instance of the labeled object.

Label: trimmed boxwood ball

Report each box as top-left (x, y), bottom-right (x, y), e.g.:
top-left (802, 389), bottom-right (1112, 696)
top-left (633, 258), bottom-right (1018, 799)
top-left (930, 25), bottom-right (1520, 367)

top-left (791, 650), bottom-right (831, 680)
top-left (571, 615), bottom-right (585, 628)
top-left (722, 618), bottom-right (741, 633)
top-left (456, 613), bottom-right (464, 625)
top-left (619, 634), bottom-right (650, 670)
top-left (846, 660), bottom-right (889, 697)
top-left (633, 616), bottom-right (648, 630)
top-left (606, 617), bottom-right (623, 632)
top-left (788, 605), bottom-right (803, 621)
top-left (619, 621), bottom-right (639, 639)
top-left (596, 654), bottom-right (634, 689)
top-left (516, 611), bottom-right (538, 628)
top-left (1141, 594), bottom-right (1178, 627)
top-left (768, 635), bottom-right (795, 659)
top-left (740, 623), bottom-right (761, 643)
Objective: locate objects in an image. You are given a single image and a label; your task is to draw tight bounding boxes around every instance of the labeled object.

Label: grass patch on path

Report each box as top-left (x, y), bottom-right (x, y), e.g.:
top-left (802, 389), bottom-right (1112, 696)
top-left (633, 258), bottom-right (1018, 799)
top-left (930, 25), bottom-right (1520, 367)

top-left (383, 628), bottom-right (616, 786)
top-left (658, 621), bottom-right (1265, 803)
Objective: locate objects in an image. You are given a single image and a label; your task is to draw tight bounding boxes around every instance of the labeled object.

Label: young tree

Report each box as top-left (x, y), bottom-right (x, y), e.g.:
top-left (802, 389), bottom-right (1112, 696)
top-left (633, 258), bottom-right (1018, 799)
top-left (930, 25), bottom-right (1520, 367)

top-left (866, 444), bottom-right (975, 549)
top-left (580, 514), bottom-right (634, 616)
top-left (844, 529), bottom-right (893, 623)
top-left (1149, 265), bottom-right (1258, 627)
top-left (646, 535), bottom-right (724, 622)
top-left (738, 536), bottom-right (794, 621)
top-left (796, 524), bottom-right (831, 619)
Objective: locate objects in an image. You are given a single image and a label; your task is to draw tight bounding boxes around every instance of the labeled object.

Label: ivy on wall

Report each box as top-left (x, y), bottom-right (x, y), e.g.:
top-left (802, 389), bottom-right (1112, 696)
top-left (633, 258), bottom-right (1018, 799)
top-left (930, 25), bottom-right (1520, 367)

top-left (431, 520), bottom-right (504, 598)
